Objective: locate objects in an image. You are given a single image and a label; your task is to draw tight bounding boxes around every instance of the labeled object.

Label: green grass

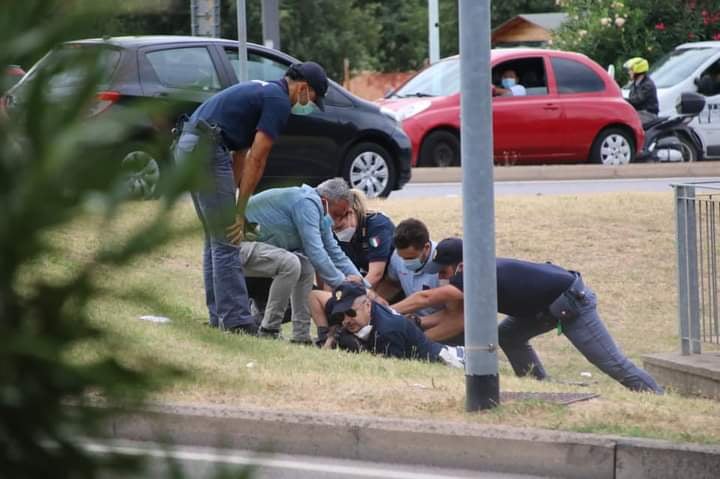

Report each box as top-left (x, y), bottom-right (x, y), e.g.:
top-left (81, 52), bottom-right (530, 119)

top-left (40, 192), bottom-right (720, 444)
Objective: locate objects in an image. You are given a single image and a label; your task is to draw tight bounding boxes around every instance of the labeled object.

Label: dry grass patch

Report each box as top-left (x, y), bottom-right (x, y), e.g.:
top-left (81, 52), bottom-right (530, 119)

top-left (41, 192), bottom-right (720, 444)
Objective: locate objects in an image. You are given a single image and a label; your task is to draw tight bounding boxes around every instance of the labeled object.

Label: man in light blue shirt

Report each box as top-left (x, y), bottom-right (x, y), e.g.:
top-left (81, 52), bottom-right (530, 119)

top-left (245, 178), bottom-right (363, 341)
top-left (381, 218), bottom-right (441, 317)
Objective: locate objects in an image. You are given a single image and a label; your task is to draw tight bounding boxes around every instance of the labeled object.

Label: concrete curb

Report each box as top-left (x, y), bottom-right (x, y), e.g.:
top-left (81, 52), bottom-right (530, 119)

top-left (95, 403), bottom-right (720, 479)
top-left (410, 162), bottom-right (720, 183)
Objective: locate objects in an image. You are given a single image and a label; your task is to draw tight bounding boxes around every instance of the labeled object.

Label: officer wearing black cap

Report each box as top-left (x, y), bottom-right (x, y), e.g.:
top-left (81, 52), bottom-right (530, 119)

top-left (394, 238), bottom-right (663, 393)
top-left (323, 282), bottom-right (465, 367)
top-left (174, 61), bottom-right (329, 334)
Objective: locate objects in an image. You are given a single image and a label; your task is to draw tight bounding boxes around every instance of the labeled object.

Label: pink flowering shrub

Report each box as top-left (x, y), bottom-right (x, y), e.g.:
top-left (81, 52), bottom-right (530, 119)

top-left (555, 0), bottom-right (720, 83)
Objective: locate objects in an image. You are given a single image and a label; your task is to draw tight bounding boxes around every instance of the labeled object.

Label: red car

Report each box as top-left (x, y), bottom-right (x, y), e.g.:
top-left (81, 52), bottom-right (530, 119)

top-left (378, 49), bottom-right (644, 167)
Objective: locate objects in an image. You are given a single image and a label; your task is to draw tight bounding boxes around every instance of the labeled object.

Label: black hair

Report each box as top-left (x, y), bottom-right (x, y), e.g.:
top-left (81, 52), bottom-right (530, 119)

top-left (394, 218), bottom-right (429, 250)
top-left (286, 63), bottom-right (304, 81)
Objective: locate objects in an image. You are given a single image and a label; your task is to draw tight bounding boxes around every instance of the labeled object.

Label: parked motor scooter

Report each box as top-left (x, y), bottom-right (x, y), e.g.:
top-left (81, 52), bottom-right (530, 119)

top-left (637, 92), bottom-right (706, 162)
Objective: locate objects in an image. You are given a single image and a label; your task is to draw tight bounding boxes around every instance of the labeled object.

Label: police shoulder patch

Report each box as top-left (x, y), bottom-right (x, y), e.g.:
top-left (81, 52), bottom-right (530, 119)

top-left (335, 290), bottom-right (342, 301)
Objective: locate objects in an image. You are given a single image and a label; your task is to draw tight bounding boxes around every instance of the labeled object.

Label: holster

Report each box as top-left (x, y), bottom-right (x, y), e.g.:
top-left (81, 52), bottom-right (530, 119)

top-left (547, 272), bottom-right (588, 322)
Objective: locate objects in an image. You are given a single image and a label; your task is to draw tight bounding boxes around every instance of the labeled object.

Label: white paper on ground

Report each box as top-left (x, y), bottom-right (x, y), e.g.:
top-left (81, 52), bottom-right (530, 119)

top-left (139, 315), bottom-right (171, 324)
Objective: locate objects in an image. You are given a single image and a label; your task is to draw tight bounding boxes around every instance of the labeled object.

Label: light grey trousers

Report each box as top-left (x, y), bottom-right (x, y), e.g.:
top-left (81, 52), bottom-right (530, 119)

top-left (240, 242), bottom-right (315, 341)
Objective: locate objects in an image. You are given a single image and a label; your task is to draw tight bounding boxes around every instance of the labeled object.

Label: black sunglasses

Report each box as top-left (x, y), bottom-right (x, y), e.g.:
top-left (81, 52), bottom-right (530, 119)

top-left (329, 308), bottom-right (358, 325)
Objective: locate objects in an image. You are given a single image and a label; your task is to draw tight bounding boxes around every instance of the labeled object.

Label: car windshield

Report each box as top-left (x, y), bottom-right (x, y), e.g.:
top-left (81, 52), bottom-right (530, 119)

top-left (649, 47), bottom-right (717, 88)
top-left (391, 57), bottom-right (459, 98)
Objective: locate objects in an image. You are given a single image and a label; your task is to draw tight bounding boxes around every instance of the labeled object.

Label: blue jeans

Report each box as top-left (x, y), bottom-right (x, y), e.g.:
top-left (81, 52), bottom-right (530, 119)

top-left (175, 131), bottom-right (253, 330)
top-left (498, 275), bottom-right (663, 393)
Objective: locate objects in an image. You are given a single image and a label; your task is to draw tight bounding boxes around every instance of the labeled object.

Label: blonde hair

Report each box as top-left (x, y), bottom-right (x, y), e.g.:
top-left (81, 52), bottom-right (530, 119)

top-left (349, 188), bottom-right (372, 225)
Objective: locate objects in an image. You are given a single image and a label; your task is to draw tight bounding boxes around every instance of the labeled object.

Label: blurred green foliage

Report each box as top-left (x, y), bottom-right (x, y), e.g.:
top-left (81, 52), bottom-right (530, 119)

top-left (0, 0), bottom-right (210, 476)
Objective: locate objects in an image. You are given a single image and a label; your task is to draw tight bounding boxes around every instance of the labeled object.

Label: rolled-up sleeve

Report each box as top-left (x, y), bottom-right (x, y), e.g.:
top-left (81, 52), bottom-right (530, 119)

top-left (291, 199), bottom-right (345, 286)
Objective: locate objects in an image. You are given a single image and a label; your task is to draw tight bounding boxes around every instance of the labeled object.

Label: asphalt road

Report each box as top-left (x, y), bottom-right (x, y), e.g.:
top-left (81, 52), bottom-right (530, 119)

top-left (395, 176), bottom-right (720, 198)
top-left (88, 440), bottom-right (550, 479)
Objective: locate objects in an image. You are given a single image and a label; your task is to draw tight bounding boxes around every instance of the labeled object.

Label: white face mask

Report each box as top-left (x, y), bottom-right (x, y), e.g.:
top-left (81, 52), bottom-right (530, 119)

top-left (335, 226), bottom-right (356, 242)
top-left (438, 279), bottom-right (450, 287)
top-left (354, 324), bottom-right (373, 340)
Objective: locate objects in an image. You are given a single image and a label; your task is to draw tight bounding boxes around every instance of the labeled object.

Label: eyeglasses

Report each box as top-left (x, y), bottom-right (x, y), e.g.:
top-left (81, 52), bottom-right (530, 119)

top-left (330, 308), bottom-right (357, 325)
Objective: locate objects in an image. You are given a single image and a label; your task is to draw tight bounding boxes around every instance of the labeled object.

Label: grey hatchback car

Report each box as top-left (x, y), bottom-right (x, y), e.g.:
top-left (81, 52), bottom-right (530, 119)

top-left (5, 36), bottom-right (412, 198)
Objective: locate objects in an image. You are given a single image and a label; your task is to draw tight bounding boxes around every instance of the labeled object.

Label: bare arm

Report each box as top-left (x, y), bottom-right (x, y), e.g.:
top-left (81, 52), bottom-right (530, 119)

top-left (424, 310), bottom-right (465, 342)
top-left (227, 131), bottom-right (274, 244)
top-left (392, 285), bottom-right (464, 315)
top-left (373, 277), bottom-right (401, 301)
top-left (364, 260), bottom-right (388, 288)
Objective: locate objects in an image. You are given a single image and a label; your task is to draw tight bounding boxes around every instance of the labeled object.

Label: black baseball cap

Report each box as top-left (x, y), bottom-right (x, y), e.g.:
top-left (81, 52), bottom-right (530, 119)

top-left (287, 61), bottom-right (328, 111)
top-left (328, 282), bottom-right (367, 320)
top-left (426, 237), bottom-right (463, 274)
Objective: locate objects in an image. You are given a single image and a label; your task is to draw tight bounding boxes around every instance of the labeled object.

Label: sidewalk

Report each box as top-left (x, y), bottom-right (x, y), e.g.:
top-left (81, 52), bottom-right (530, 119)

top-left (94, 402), bottom-right (720, 479)
top-left (410, 162), bottom-right (720, 183)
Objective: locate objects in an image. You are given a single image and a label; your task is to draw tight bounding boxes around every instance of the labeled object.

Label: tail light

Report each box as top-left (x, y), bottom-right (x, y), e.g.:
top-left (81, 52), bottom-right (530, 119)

top-left (88, 90), bottom-right (121, 117)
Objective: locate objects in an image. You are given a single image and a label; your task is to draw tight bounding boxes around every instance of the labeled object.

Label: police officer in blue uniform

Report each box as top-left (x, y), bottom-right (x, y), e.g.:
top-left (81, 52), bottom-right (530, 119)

top-left (332, 189), bottom-right (395, 287)
top-left (173, 62), bottom-right (329, 334)
top-left (395, 238), bottom-right (663, 393)
top-left (326, 282), bottom-right (464, 367)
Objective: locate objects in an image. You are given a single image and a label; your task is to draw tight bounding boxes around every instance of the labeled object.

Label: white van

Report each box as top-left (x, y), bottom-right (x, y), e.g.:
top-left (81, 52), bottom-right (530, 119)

top-left (622, 41), bottom-right (720, 159)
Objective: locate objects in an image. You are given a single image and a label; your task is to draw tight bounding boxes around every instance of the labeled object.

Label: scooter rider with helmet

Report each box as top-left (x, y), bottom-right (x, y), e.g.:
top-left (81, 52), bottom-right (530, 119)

top-left (624, 57), bottom-right (659, 125)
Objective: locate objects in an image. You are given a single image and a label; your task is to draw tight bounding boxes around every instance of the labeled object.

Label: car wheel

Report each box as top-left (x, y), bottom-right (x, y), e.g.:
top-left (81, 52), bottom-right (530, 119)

top-left (419, 130), bottom-right (460, 167)
top-left (121, 147), bottom-right (161, 200)
top-left (590, 128), bottom-right (634, 165)
top-left (343, 142), bottom-right (396, 198)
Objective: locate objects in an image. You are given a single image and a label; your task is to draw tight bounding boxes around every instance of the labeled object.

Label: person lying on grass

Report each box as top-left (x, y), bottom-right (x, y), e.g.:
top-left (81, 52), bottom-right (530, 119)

top-left (392, 237), bottom-right (663, 394)
top-left (313, 281), bottom-right (465, 368)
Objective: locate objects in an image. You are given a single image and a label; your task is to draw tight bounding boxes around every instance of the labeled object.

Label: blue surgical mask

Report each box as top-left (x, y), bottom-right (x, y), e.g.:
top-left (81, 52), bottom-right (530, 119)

top-left (403, 257), bottom-right (424, 272)
top-left (501, 78), bottom-right (516, 89)
top-left (291, 86), bottom-right (316, 116)
top-left (291, 101), bottom-right (315, 116)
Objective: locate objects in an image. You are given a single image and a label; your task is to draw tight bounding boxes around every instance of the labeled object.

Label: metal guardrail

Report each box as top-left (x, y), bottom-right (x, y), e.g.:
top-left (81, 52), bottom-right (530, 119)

top-left (674, 181), bottom-right (720, 354)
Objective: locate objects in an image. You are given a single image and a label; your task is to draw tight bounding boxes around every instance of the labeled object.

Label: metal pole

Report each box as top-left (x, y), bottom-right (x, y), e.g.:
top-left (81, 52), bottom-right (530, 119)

top-left (687, 186), bottom-right (702, 353)
top-left (675, 185), bottom-right (691, 355)
top-left (428, 0), bottom-right (440, 63)
top-left (459, 0), bottom-right (499, 411)
top-left (236, 0), bottom-right (249, 82)
top-left (261, 0), bottom-right (281, 50)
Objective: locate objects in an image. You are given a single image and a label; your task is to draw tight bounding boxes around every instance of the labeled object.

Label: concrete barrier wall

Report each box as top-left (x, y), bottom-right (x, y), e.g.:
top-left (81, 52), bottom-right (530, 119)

top-left (91, 404), bottom-right (720, 479)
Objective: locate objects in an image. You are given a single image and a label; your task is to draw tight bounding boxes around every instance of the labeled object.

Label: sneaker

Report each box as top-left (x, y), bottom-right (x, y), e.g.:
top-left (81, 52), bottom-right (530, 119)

top-left (438, 346), bottom-right (465, 369)
top-left (227, 323), bottom-right (258, 335)
top-left (257, 326), bottom-right (281, 339)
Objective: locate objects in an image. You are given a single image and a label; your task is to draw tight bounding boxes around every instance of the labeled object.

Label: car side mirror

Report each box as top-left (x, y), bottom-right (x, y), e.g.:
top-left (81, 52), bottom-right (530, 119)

top-left (676, 92), bottom-right (706, 115)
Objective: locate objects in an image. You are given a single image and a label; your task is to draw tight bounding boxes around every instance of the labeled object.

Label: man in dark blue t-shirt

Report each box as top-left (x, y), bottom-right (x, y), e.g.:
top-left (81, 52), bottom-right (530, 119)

top-left (394, 238), bottom-right (663, 393)
top-left (173, 62), bottom-right (328, 334)
top-left (326, 282), bottom-right (465, 367)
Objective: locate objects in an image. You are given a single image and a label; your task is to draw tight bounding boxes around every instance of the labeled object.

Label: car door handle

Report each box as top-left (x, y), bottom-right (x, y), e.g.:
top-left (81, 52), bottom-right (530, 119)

top-left (543, 104), bottom-right (559, 111)
top-left (154, 92), bottom-right (170, 97)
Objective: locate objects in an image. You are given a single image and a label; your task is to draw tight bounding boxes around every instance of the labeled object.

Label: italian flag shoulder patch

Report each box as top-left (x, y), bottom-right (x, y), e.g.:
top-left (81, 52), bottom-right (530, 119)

top-left (369, 236), bottom-right (380, 248)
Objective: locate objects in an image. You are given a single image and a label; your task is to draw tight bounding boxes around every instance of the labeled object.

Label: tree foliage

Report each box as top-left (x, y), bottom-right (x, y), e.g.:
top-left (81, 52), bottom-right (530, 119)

top-left (0, 0), bottom-right (208, 476)
top-left (73, 0), bottom-right (565, 78)
top-left (555, 0), bottom-right (720, 82)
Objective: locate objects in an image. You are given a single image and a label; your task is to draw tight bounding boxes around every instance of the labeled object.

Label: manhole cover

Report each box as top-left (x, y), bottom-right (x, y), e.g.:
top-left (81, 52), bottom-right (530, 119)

top-left (500, 391), bottom-right (599, 405)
